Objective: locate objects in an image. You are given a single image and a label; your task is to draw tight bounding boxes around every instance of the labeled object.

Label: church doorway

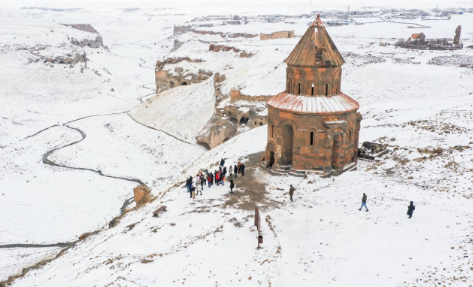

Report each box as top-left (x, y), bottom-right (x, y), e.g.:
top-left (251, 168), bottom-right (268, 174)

top-left (269, 151), bottom-right (275, 168)
top-left (282, 124), bottom-right (294, 165)
top-left (332, 134), bottom-right (341, 169)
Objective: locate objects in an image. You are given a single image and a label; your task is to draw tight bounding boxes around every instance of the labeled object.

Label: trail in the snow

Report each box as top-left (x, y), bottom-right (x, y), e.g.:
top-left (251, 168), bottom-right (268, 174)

top-left (0, 243), bottom-right (72, 249)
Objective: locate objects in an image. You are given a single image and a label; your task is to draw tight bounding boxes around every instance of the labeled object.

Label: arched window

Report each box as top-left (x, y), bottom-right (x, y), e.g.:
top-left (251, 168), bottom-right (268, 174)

top-left (310, 131), bottom-right (314, 146)
top-left (325, 83), bottom-right (329, 95)
top-left (311, 84), bottom-right (314, 96)
top-left (298, 83), bottom-right (301, 94)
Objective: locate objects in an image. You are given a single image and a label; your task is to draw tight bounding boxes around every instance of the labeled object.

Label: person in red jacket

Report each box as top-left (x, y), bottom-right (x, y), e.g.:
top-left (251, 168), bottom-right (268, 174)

top-left (207, 174), bottom-right (212, 188)
top-left (215, 171), bottom-right (221, 185)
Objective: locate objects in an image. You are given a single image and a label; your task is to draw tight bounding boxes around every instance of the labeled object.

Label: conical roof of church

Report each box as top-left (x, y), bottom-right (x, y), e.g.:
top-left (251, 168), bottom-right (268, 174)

top-left (285, 15), bottom-right (344, 67)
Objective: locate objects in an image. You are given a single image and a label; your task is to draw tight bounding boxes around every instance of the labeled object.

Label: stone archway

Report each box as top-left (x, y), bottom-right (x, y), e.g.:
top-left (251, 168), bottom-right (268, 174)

top-left (282, 124), bottom-right (294, 165)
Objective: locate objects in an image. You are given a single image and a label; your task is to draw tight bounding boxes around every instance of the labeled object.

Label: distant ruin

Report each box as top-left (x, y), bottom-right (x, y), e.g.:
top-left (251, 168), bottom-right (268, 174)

top-left (260, 30), bottom-right (294, 40)
top-left (173, 25), bottom-right (257, 39)
top-left (396, 25), bottom-right (462, 50)
top-left (62, 23), bottom-right (105, 49)
top-left (208, 44), bottom-right (254, 58)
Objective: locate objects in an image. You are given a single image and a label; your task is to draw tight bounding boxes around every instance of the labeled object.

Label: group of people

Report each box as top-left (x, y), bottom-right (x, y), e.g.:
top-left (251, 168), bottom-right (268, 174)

top-left (221, 158), bottom-right (246, 178)
top-left (185, 158), bottom-right (242, 198)
top-left (288, 188), bottom-right (416, 219)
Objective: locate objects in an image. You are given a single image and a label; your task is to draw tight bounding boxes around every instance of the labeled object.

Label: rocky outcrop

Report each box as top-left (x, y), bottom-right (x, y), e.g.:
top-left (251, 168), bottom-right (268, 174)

top-left (133, 185), bottom-right (151, 208)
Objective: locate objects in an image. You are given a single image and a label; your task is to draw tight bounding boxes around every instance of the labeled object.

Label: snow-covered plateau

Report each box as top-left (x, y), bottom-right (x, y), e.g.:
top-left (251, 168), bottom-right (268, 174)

top-left (1, 2), bottom-right (473, 286)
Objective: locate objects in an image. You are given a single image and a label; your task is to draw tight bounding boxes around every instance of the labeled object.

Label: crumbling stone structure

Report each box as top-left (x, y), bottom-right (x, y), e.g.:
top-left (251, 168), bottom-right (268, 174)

top-left (453, 25), bottom-right (461, 45)
top-left (396, 26), bottom-right (462, 50)
top-left (260, 30), bottom-right (295, 40)
top-left (264, 15), bottom-right (362, 176)
top-left (155, 57), bottom-right (210, 91)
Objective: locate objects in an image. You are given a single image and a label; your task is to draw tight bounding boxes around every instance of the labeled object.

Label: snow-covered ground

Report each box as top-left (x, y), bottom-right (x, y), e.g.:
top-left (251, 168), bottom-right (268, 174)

top-left (1, 2), bottom-right (473, 286)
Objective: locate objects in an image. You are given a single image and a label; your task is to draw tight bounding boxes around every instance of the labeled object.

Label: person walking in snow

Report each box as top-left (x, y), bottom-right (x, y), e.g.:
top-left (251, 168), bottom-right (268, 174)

top-left (186, 177), bottom-right (191, 193)
top-left (241, 163), bottom-right (246, 177)
top-left (207, 173), bottom-right (212, 188)
top-left (220, 158), bottom-right (225, 167)
top-left (195, 176), bottom-right (202, 195)
top-left (187, 176), bottom-right (193, 194)
top-left (230, 180), bottom-right (235, 194)
top-left (234, 164), bottom-right (238, 178)
top-left (229, 165), bottom-right (233, 178)
top-left (190, 185), bottom-right (195, 198)
top-left (215, 171), bottom-right (221, 186)
top-left (289, 185), bottom-right (295, 202)
top-left (407, 201), bottom-right (415, 219)
top-left (358, 193), bottom-right (369, 212)
top-left (200, 174), bottom-right (205, 191)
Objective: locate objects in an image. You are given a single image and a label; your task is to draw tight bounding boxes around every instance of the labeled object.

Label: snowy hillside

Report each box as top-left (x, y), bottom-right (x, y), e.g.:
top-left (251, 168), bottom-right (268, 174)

top-left (1, 2), bottom-right (473, 287)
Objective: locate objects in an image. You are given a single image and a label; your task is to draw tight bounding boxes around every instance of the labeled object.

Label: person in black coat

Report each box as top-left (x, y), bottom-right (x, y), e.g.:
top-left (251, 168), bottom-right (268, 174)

top-left (220, 158), bottom-right (225, 167)
top-left (241, 163), bottom-right (245, 176)
top-left (407, 201), bottom-right (415, 219)
top-left (200, 175), bottom-right (205, 190)
top-left (186, 176), bottom-right (193, 193)
top-left (234, 164), bottom-right (238, 178)
top-left (230, 180), bottom-right (235, 194)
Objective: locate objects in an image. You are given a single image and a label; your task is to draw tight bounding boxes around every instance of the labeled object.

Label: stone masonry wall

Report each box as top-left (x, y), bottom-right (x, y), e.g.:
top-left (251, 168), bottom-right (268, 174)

top-left (266, 106), bottom-right (361, 173)
top-left (286, 65), bottom-right (342, 96)
top-left (230, 89), bottom-right (273, 103)
top-left (260, 30), bottom-right (295, 40)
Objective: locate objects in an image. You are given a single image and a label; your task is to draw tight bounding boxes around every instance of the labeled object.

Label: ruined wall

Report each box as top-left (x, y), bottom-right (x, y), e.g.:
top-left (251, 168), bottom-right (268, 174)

top-left (43, 53), bottom-right (86, 65)
top-left (71, 36), bottom-right (104, 48)
top-left (265, 106), bottom-right (361, 173)
top-left (260, 30), bottom-right (295, 40)
top-left (209, 44), bottom-right (254, 58)
top-left (230, 89), bottom-right (273, 103)
top-left (173, 25), bottom-right (257, 38)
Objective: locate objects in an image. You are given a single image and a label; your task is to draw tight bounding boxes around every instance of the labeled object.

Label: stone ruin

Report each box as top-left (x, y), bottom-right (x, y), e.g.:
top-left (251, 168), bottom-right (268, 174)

top-left (196, 89), bottom-right (269, 150)
top-left (358, 142), bottom-right (389, 160)
top-left (154, 57), bottom-right (211, 92)
top-left (395, 26), bottom-right (463, 50)
top-left (260, 30), bottom-right (295, 41)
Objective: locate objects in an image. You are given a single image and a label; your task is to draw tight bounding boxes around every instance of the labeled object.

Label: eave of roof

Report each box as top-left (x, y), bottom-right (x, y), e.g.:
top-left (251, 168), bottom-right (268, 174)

top-left (267, 91), bottom-right (359, 115)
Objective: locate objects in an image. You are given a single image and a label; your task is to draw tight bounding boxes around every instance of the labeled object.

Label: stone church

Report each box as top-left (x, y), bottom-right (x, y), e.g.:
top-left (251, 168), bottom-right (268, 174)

top-left (265, 15), bottom-right (362, 176)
